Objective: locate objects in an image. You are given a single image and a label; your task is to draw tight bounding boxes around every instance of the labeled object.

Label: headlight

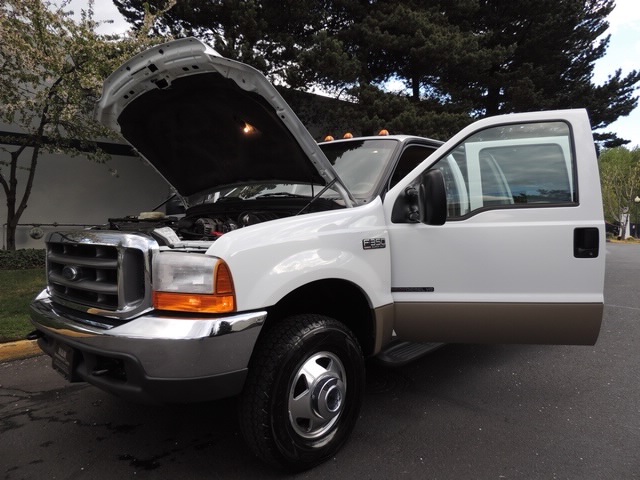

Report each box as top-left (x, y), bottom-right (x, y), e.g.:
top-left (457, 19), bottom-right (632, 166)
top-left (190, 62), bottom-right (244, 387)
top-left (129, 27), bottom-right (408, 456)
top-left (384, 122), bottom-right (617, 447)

top-left (152, 252), bottom-right (235, 313)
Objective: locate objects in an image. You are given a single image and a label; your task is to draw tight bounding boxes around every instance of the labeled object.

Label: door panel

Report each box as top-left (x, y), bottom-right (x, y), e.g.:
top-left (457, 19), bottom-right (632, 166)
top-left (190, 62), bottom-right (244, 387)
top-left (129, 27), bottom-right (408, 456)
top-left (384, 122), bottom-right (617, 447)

top-left (384, 109), bottom-right (605, 345)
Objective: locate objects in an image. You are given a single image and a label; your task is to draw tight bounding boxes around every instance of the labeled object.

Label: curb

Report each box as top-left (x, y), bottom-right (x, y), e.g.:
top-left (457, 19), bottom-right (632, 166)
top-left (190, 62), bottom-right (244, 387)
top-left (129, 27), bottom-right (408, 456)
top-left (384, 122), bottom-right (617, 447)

top-left (0, 340), bottom-right (43, 362)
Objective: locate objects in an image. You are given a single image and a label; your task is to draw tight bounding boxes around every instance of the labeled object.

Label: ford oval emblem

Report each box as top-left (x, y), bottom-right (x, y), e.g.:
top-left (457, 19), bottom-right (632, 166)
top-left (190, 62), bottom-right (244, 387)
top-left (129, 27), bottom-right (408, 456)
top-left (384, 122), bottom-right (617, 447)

top-left (62, 265), bottom-right (81, 281)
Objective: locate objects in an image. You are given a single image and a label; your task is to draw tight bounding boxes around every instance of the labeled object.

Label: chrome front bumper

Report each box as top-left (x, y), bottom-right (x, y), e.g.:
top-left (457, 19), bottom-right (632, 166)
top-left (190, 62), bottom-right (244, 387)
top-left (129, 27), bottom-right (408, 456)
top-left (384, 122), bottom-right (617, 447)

top-left (30, 290), bottom-right (266, 403)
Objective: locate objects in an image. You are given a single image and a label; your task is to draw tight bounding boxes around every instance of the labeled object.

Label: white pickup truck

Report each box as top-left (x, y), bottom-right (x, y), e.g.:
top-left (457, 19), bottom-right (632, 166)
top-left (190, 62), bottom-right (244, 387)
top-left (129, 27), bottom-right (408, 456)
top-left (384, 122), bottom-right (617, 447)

top-left (29, 38), bottom-right (605, 470)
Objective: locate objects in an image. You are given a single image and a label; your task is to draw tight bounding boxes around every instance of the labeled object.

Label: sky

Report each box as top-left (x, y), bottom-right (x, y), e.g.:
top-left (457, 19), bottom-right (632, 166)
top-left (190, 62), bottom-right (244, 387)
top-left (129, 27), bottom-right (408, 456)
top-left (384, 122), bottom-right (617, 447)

top-left (68, 0), bottom-right (640, 148)
top-left (591, 0), bottom-right (640, 148)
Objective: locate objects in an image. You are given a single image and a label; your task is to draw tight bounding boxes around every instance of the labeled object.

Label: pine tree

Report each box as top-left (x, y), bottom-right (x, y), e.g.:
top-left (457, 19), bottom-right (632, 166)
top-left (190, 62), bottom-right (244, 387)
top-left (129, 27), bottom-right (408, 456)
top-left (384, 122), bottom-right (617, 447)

top-left (443, 0), bottom-right (639, 147)
top-left (112, 0), bottom-right (639, 146)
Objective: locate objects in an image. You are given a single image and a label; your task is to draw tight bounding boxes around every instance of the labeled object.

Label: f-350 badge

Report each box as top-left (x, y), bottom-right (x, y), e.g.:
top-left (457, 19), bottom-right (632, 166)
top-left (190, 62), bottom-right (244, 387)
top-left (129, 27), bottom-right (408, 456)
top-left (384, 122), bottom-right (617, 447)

top-left (362, 238), bottom-right (386, 250)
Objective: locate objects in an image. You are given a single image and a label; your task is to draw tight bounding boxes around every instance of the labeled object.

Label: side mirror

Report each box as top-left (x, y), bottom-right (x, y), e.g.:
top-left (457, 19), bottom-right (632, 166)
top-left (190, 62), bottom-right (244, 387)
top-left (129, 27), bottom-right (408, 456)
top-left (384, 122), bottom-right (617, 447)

top-left (421, 169), bottom-right (447, 225)
top-left (390, 168), bottom-right (447, 225)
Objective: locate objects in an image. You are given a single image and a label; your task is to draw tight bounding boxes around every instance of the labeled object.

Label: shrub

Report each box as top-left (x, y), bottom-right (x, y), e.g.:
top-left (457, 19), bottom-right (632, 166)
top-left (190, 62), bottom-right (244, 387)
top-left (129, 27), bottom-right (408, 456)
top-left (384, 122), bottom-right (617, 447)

top-left (0, 249), bottom-right (46, 270)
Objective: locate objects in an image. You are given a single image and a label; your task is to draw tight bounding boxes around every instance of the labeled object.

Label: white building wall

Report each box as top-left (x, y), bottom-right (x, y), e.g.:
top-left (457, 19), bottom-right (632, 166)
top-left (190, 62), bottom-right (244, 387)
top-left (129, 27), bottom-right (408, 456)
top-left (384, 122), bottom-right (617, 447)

top-left (1, 147), bottom-right (171, 249)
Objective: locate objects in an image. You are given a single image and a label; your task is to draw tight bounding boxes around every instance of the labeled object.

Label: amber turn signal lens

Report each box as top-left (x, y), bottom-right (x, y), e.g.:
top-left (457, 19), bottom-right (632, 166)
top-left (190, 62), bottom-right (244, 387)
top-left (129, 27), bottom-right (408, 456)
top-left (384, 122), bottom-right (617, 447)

top-left (153, 291), bottom-right (235, 313)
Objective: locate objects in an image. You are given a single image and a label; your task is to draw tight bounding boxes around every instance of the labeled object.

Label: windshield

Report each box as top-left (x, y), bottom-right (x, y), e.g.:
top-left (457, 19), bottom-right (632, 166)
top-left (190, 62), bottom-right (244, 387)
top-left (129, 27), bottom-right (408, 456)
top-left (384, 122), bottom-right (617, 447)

top-left (188, 138), bottom-right (398, 205)
top-left (322, 139), bottom-right (398, 196)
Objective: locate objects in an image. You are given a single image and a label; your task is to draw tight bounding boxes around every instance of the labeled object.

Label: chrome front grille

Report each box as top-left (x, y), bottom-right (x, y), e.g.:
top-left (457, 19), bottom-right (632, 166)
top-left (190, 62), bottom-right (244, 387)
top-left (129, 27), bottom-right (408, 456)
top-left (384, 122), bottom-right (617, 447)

top-left (45, 231), bottom-right (157, 319)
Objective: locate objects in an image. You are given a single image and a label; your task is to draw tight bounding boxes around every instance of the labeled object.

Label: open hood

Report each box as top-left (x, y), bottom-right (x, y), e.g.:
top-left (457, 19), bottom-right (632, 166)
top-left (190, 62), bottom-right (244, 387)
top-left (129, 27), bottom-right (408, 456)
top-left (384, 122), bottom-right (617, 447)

top-left (95, 37), bottom-right (353, 204)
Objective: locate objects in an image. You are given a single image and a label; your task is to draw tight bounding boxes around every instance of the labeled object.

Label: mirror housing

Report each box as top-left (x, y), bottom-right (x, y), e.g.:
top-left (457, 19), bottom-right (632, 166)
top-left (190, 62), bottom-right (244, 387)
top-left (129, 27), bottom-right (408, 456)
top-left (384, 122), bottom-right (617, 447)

top-left (390, 168), bottom-right (447, 225)
top-left (421, 169), bottom-right (447, 225)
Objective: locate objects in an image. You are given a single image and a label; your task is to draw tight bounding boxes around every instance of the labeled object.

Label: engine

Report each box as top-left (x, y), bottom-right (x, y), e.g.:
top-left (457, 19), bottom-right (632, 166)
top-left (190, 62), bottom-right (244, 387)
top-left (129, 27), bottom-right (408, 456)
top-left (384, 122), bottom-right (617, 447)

top-left (96, 195), bottom-right (342, 244)
top-left (97, 210), bottom-right (288, 243)
top-left (176, 211), bottom-right (281, 239)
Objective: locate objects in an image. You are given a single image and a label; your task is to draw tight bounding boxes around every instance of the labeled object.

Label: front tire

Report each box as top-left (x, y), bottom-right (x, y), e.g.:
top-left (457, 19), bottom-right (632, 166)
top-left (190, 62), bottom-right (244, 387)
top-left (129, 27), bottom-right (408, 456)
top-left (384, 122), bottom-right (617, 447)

top-left (238, 314), bottom-right (365, 471)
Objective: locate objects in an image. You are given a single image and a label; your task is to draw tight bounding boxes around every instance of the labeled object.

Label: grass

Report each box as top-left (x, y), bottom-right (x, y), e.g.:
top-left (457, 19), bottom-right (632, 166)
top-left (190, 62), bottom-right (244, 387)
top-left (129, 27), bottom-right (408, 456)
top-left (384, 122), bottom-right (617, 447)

top-left (0, 268), bottom-right (46, 342)
top-left (609, 236), bottom-right (640, 244)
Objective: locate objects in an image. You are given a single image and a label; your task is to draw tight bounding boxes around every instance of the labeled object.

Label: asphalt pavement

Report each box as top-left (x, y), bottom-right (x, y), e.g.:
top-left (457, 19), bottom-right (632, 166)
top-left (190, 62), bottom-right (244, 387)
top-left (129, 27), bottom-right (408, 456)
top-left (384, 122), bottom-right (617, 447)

top-left (1, 243), bottom-right (638, 479)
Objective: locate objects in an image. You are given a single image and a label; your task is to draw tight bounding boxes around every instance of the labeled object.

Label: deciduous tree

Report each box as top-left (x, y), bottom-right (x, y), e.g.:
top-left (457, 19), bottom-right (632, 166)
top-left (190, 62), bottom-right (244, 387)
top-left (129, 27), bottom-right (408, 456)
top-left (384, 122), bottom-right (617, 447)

top-left (599, 146), bottom-right (640, 237)
top-left (0, 0), bottom-right (162, 249)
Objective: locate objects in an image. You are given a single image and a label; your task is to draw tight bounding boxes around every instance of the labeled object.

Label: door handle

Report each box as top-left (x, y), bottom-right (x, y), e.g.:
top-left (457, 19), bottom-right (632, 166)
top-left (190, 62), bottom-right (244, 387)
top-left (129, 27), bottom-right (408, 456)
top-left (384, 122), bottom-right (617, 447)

top-left (574, 227), bottom-right (599, 258)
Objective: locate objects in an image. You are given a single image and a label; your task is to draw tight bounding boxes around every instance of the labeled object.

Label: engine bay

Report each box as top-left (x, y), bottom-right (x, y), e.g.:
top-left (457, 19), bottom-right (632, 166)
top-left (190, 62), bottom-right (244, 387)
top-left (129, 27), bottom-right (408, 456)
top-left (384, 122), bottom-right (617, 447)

top-left (96, 196), bottom-right (343, 245)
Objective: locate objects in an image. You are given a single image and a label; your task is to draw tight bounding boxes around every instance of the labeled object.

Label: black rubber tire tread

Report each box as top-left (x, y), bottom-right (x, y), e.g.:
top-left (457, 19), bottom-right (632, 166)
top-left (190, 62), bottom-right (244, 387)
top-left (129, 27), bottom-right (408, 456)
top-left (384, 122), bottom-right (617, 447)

top-left (237, 314), bottom-right (364, 471)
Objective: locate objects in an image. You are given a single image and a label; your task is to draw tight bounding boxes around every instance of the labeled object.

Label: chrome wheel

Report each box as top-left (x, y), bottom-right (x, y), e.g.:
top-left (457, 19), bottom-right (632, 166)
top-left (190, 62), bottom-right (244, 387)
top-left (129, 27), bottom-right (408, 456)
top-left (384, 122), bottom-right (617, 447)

top-left (288, 352), bottom-right (347, 439)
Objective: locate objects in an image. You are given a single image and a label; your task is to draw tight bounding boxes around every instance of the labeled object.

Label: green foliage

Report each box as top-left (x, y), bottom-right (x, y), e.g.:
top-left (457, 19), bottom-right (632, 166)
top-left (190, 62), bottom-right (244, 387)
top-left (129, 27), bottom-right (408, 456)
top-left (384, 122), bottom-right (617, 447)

top-left (599, 146), bottom-right (640, 234)
top-left (0, 268), bottom-right (45, 342)
top-left (0, 249), bottom-right (46, 270)
top-left (113, 0), bottom-right (639, 147)
top-left (1, 0), bottom-right (139, 156)
top-left (461, 0), bottom-right (639, 148)
top-left (0, 0), bottom-right (166, 250)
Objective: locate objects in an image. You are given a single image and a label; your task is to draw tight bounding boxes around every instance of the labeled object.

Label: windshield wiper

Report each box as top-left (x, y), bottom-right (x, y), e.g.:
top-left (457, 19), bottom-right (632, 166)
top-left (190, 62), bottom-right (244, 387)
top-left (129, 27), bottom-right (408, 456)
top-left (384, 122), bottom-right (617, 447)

top-left (256, 192), bottom-right (310, 198)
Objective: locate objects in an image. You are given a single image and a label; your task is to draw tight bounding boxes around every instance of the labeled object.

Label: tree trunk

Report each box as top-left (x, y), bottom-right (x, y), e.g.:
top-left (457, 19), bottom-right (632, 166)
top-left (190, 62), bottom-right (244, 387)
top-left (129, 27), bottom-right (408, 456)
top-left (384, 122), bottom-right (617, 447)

top-left (4, 157), bottom-right (19, 250)
top-left (1, 144), bottom-right (39, 251)
top-left (5, 219), bottom-right (17, 251)
top-left (411, 73), bottom-right (420, 102)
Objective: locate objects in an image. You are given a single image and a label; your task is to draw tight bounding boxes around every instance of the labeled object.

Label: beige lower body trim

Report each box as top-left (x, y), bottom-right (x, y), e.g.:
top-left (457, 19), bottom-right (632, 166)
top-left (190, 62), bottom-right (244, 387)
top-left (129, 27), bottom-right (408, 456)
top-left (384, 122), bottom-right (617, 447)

top-left (391, 302), bottom-right (603, 346)
top-left (373, 303), bottom-right (395, 354)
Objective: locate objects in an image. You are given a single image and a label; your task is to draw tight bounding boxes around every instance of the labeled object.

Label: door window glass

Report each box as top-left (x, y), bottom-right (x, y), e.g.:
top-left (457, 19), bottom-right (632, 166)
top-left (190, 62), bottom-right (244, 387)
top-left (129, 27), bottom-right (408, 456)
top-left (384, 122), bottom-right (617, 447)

top-left (432, 121), bottom-right (575, 218)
